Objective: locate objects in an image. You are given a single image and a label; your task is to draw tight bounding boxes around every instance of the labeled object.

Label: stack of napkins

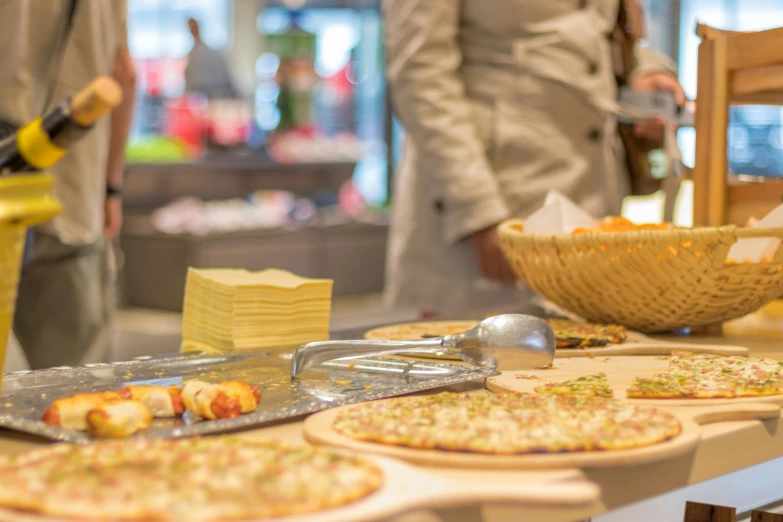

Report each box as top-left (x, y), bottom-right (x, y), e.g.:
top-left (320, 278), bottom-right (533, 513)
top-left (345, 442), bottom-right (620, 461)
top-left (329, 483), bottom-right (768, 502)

top-left (728, 203), bottom-right (783, 263)
top-left (180, 268), bottom-right (333, 353)
top-left (524, 191), bottom-right (598, 235)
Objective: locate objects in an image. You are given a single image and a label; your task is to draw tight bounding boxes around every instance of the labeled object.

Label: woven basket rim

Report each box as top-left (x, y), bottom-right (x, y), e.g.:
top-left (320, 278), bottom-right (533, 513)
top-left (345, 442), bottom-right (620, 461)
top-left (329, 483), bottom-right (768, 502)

top-left (498, 219), bottom-right (783, 243)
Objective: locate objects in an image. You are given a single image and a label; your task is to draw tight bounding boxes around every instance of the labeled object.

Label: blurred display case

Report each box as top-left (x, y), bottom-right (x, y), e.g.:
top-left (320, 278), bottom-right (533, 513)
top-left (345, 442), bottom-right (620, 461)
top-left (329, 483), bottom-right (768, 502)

top-left (126, 0), bottom-right (389, 207)
top-left (121, 0), bottom-right (390, 310)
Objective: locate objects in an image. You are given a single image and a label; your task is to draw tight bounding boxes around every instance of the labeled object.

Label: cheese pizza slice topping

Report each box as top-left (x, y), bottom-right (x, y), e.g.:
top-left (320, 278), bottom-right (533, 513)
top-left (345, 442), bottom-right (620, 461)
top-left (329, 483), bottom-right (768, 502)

top-left (544, 318), bottom-right (628, 348)
top-left (626, 351), bottom-right (783, 399)
top-left (0, 438), bottom-right (382, 521)
top-left (534, 373), bottom-right (613, 398)
top-left (334, 392), bottom-right (680, 454)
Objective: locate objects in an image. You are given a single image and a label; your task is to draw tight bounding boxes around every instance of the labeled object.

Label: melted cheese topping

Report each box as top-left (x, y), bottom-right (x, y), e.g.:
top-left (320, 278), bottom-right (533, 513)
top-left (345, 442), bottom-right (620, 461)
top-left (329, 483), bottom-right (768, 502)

top-left (0, 438), bottom-right (382, 520)
top-left (334, 393), bottom-right (680, 454)
top-left (628, 352), bottom-right (783, 399)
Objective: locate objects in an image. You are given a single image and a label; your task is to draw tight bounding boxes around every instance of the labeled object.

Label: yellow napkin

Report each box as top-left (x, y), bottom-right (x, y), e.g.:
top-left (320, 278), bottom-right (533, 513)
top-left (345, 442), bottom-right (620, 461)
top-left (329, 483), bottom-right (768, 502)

top-left (180, 268), bottom-right (333, 353)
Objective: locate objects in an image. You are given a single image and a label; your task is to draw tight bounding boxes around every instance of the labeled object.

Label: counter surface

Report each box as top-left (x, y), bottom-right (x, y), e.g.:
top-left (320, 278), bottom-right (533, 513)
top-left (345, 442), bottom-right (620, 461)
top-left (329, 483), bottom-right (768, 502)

top-left (1, 333), bottom-right (781, 522)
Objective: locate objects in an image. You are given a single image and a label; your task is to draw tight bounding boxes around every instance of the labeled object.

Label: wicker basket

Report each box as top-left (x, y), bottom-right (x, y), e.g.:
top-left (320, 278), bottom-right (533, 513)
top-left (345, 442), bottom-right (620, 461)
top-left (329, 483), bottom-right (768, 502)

top-left (0, 174), bottom-right (61, 374)
top-left (498, 219), bottom-right (783, 332)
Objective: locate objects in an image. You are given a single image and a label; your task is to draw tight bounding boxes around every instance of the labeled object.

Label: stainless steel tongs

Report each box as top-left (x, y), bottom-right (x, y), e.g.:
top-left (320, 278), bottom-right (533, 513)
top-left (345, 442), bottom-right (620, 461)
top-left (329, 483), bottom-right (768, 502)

top-left (290, 314), bottom-right (556, 378)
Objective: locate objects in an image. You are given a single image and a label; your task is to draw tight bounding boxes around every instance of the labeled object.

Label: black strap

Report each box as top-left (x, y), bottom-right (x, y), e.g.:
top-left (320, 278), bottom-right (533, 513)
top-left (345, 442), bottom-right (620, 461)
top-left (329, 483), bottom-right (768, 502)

top-left (41, 0), bottom-right (80, 113)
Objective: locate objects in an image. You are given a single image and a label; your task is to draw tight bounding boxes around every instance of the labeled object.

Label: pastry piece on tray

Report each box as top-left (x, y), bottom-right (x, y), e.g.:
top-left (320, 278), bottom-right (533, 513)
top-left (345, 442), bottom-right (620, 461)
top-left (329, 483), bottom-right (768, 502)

top-left (86, 400), bottom-right (153, 438)
top-left (117, 385), bottom-right (185, 418)
top-left (41, 391), bottom-right (122, 430)
top-left (182, 379), bottom-right (261, 420)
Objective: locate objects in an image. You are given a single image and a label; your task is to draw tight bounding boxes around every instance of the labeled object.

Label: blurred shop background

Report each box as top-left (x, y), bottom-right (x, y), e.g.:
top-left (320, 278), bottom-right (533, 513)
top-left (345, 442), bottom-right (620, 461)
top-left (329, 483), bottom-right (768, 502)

top-left (113, 0), bottom-right (783, 358)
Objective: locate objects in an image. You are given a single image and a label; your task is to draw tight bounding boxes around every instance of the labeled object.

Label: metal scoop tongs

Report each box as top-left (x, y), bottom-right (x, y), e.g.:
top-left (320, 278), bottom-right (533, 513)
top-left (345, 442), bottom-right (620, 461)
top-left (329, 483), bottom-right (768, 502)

top-left (290, 314), bottom-right (556, 378)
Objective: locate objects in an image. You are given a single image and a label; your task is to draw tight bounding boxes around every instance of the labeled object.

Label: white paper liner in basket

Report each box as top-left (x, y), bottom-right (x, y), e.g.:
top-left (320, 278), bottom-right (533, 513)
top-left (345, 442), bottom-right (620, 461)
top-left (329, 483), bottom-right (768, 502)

top-left (498, 217), bottom-right (783, 332)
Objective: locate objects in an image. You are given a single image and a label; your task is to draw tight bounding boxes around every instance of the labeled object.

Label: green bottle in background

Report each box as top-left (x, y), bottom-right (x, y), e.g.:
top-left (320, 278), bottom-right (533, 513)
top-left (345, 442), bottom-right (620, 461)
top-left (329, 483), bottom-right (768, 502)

top-left (266, 11), bottom-right (317, 133)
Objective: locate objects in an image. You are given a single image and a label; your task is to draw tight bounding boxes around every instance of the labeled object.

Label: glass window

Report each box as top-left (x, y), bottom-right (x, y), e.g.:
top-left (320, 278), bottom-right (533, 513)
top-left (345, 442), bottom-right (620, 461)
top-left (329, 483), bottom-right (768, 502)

top-left (129, 0), bottom-right (230, 59)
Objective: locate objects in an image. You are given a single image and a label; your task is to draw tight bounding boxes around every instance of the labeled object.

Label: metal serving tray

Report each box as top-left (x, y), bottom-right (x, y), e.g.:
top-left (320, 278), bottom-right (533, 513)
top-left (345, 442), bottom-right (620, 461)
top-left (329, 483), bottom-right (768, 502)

top-left (0, 344), bottom-right (496, 443)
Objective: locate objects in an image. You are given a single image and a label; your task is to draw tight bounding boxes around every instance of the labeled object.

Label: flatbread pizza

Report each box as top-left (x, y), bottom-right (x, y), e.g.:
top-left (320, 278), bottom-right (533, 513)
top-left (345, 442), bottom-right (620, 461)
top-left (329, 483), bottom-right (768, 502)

top-left (0, 437), bottom-right (382, 521)
top-left (627, 351), bottom-right (783, 399)
top-left (363, 321), bottom-right (480, 341)
top-left (364, 318), bottom-right (627, 350)
top-left (545, 319), bottom-right (627, 348)
top-left (333, 392), bottom-right (680, 454)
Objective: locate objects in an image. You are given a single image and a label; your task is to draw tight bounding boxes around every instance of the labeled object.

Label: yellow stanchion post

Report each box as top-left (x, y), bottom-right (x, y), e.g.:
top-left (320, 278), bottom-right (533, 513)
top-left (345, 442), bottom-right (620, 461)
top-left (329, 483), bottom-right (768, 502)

top-left (0, 174), bottom-right (61, 375)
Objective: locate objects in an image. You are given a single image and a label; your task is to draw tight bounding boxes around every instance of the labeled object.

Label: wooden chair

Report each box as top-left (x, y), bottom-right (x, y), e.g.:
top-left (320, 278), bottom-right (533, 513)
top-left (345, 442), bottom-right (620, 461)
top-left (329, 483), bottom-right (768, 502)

top-left (693, 23), bottom-right (783, 226)
top-left (683, 501), bottom-right (783, 522)
top-left (684, 501), bottom-right (736, 522)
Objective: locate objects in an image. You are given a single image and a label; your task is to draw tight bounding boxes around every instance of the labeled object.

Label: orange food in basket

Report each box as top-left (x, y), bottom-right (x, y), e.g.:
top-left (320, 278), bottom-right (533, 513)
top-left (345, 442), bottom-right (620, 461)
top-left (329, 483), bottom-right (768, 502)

top-left (725, 258), bottom-right (774, 265)
top-left (572, 216), bottom-right (673, 235)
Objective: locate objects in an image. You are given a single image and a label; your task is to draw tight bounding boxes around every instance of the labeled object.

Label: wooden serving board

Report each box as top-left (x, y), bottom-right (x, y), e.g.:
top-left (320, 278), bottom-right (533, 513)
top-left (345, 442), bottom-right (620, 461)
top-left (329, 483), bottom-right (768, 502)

top-left (367, 322), bottom-right (749, 361)
top-left (487, 356), bottom-right (783, 407)
top-left (556, 331), bottom-right (750, 358)
top-left (304, 399), bottom-right (780, 470)
top-left (0, 456), bottom-right (601, 522)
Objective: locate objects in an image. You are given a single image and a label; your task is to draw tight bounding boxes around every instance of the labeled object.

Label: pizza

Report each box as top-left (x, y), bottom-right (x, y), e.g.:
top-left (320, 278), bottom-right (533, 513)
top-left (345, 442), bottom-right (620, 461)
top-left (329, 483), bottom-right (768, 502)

top-left (627, 351), bottom-right (783, 399)
top-left (333, 392), bottom-right (680, 453)
top-left (545, 318), bottom-right (627, 348)
top-left (364, 318), bottom-right (627, 349)
top-left (534, 373), bottom-right (613, 398)
top-left (0, 437), bottom-right (382, 521)
top-left (363, 320), bottom-right (480, 341)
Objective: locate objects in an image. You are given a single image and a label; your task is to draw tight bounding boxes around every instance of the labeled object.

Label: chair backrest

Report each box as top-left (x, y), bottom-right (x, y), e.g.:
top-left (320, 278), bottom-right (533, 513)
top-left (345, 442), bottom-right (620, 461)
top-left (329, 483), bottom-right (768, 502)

top-left (692, 23), bottom-right (783, 226)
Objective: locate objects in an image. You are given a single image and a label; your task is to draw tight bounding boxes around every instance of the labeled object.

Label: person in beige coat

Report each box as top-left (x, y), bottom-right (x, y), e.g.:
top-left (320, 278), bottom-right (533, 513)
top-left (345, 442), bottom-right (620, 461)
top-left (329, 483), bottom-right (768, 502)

top-left (383, 0), bottom-right (684, 316)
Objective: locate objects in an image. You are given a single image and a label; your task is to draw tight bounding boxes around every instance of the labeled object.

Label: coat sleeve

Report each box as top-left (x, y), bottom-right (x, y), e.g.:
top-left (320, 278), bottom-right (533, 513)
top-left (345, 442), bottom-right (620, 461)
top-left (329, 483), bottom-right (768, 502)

top-left (383, 0), bottom-right (510, 244)
top-left (628, 43), bottom-right (678, 83)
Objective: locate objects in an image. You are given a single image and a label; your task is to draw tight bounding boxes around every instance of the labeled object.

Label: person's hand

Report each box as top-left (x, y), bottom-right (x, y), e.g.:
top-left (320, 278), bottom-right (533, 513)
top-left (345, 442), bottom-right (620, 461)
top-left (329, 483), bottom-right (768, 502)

top-left (469, 226), bottom-right (516, 286)
top-left (104, 196), bottom-right (123, 240)
top-left (630, 72), bottom-right (686, 141)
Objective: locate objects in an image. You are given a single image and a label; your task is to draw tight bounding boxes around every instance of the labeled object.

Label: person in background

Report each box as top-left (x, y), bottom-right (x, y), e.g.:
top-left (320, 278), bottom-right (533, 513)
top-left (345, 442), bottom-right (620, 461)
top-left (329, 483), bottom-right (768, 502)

top-left (184, 17), bottom-right (238, 100)
top-left (0, 0), bottom-right (136, 369)
top-left (383, 0), bottom-right (684, 318)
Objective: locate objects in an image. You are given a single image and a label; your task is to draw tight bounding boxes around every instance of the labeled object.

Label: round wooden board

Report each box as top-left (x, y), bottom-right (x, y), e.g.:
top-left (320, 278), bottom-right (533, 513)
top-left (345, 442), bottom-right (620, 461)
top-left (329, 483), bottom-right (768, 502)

top-left (0, 455), bottom-right (601, 522)
top-left (486, 356), bottom-right (783, 407)
top-left (305, 403), bottom-right (706, 470)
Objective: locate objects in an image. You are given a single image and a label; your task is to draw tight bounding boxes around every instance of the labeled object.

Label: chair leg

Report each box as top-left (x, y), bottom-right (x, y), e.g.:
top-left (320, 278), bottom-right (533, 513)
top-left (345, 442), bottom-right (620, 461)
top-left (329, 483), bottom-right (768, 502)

top-left (684, 501), bottom-right (736, 522)
top-left (751, 510), bottom-right (783, 522)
